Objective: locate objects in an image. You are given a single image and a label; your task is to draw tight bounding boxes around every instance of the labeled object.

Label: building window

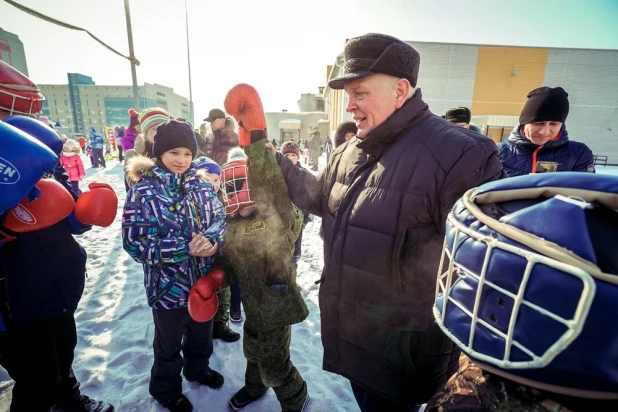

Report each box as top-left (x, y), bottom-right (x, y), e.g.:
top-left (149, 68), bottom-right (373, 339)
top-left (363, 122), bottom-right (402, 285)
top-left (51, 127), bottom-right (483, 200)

top-left (157, 92), bottom-right (166, 97)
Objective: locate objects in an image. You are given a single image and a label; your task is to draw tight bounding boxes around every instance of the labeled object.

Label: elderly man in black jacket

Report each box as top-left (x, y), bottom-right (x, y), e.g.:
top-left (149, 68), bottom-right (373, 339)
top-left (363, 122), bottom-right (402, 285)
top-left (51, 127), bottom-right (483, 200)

top-left (267, 33), bottom-right (505, 411)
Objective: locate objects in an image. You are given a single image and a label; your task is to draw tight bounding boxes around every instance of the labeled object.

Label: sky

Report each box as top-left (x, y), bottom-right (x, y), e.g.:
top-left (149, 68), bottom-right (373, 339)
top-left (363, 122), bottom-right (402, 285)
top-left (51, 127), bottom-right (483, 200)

top-left (1, 0), bottom-right (618, 124)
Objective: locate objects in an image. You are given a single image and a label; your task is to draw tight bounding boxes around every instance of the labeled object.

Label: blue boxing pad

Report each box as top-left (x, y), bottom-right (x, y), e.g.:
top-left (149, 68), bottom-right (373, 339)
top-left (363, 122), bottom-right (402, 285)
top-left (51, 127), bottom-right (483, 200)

top-left (499, 196), bottom-right (597, 264)
top-left (3, 115), bottom-right (63, 156)
top-left (0, 122), bottom-right (58, 214)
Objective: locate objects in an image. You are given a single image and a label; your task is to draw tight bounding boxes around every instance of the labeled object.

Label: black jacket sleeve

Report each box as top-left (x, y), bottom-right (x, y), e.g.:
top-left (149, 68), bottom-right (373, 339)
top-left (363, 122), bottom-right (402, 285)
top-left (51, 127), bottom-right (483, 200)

top-left (276, 152), bottom-right (325, 217)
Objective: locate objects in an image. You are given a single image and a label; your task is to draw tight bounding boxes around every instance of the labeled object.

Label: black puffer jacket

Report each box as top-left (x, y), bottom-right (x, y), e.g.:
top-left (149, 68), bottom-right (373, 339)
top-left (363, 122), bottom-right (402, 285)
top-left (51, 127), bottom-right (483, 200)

top-left (276, 89), bottom-right (505, 405)
top-left (0, 165), bottom-right (89, 329)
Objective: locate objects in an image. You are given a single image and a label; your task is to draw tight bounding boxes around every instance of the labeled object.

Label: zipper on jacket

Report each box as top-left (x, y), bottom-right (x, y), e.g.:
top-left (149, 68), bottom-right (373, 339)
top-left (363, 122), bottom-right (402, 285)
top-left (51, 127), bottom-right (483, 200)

top-left (180, 175), bottom-right (202, 284)
top-left (397, 229), bottom-right (409, 293)
top-left (529, 130), bottom-right (561, 173)
top-left (530, 146), bottom-right (542, 174)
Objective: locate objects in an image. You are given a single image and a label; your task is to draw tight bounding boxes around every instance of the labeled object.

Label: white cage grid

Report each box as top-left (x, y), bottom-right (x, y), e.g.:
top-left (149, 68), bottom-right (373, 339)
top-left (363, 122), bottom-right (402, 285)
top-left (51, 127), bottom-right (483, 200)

top-left (434, 213), bottom-right (597, 370)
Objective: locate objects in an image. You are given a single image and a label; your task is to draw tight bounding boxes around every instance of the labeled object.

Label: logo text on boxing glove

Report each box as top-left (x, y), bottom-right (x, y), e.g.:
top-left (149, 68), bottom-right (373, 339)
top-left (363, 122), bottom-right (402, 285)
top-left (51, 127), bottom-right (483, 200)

top-left (11, 204), bottom-right (36, 225)
top-left (0, 157), bottom-right (20, 184)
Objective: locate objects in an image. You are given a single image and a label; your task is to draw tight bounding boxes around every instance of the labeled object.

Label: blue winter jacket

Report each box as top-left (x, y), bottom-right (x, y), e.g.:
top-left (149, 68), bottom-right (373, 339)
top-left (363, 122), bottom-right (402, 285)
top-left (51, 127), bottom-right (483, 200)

top-left (122, 158), bottom-right (227, 309)
top-left (89, 128), bottom-right (105, 149)
top-left (0, 163), bottom-right (91, 329)
top-left (498, 124), bottom-right (595, 177)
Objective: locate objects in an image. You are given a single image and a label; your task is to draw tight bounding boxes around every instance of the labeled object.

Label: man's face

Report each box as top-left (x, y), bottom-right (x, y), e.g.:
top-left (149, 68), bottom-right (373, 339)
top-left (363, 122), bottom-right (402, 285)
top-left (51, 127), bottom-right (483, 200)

top-left (211, 118), bottom-right (225, 131)
top-left (285, 153), bottom-right (299, 165)
top-left (523, 121), bottom-right (563, 145)
top-left (344, 74), bottom-right (401, 138)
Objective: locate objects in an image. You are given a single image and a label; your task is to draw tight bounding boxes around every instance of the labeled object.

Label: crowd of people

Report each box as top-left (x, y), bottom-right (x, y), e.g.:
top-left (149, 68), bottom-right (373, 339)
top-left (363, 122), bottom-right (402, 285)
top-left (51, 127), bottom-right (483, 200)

top-left (0, 30), bottom-right (612, 412)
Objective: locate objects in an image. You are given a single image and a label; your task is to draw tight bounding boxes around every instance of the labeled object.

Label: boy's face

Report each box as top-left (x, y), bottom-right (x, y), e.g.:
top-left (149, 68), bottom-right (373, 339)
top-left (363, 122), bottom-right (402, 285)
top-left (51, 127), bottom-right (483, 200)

top-left (161, 147), bottom-right (193, 174)
top-left (207, 173), bottom-right (221, 192)
top-left (285, 153), bottom-right (299, 165)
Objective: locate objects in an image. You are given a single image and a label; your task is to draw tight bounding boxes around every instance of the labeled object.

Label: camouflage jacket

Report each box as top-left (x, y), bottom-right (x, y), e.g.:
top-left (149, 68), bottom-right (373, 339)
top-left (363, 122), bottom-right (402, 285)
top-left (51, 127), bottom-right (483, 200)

top-left (221, 139), bottom-right (308, 330)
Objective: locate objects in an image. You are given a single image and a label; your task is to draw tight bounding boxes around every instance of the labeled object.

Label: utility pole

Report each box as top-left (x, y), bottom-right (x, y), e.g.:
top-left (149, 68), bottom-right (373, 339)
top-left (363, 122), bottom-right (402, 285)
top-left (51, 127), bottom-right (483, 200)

top-left (185, 0), bottom-right (194, 125)
top-left (124, 0), bottom-right (140, 109)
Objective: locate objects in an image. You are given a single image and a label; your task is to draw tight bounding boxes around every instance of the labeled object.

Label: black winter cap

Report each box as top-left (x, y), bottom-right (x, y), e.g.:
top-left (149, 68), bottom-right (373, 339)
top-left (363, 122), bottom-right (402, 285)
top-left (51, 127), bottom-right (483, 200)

top-left (445, 107), bottom-right (471, 124)
top-left (519, 87), bottom-right (569, 125)
top-left (153, 119), bottom-right (198, 159)
top-left (328, 33), bottom-right (420, 89)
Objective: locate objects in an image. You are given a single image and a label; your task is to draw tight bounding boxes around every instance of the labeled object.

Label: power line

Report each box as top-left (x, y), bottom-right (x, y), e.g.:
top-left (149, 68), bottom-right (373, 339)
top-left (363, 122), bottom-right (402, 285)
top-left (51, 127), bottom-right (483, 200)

top-left (4, 0), bottom-right (140, 66)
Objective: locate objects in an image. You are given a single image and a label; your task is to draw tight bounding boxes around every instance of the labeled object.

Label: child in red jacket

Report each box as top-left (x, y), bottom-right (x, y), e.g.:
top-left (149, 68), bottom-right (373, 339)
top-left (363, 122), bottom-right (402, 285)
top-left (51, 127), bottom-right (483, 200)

top-left (60, 139), bottom-right (86, 194)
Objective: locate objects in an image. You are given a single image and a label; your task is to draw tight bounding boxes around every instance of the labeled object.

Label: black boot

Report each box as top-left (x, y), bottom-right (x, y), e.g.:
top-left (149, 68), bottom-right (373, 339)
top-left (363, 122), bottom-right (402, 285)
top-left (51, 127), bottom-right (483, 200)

top-left (230, 304), bottom-right (242, 323)
top-left (51, 394), bottom-right (115, 412)
top-left (229, 387), bottom-right (265, 411)
top-left (185, 368), bottom-right (224, 389)
top-left (213, 321), bottom-right (240, 342)
top-left (160, 394), bottom-right (193, 412)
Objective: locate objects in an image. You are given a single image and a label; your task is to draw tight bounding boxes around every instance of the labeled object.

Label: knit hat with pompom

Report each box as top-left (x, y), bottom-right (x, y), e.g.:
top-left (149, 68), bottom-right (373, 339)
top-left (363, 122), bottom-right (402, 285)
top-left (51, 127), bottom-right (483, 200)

top-left (128, 108), bottom-right (140, 130)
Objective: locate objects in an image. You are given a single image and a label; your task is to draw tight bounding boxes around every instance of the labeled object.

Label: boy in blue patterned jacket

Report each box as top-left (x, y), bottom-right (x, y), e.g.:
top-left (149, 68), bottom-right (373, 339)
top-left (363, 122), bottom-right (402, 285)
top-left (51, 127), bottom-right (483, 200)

top-left (122, 120), bottom-right (227, 412)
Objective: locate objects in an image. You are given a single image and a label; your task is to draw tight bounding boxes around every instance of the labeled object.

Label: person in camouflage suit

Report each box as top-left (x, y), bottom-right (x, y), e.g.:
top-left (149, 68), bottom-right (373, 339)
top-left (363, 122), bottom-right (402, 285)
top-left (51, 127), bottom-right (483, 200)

top-left (220, 84), bottom-right (310, 412)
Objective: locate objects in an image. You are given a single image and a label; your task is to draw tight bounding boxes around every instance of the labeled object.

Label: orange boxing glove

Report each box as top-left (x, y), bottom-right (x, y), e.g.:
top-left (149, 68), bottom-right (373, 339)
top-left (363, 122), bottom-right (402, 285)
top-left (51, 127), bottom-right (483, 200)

top-left (208, 269), bottom-right (225, 291)
top-left (74, 182), bottom-right (118, 227)
top-left (3, 179), bottom-right (75, 234)
top-left (224, 83), bottom-right (266, 147)
top-left (188, 276), bottom-right (219, 322)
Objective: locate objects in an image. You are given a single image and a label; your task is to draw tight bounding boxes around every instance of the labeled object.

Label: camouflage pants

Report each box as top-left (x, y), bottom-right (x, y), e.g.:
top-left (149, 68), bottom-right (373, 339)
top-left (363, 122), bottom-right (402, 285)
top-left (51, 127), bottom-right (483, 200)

top-left (214, 283), bottom-right (241, 323)
top-left (214, 286), bottom-right (230, 323)
top-left (243, 321), bottom-right (307, 411)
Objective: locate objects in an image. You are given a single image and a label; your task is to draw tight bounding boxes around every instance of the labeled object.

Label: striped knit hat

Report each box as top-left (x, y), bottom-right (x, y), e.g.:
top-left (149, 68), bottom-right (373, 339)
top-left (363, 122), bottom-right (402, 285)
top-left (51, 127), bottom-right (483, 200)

top-left (139, 107), bottom-right (173, 135)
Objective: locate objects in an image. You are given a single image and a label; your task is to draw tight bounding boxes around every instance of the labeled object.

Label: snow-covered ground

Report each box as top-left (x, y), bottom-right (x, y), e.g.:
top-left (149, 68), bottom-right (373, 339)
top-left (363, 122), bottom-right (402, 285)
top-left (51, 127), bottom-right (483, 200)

top-left (0, 153), bottom-right (357, 412)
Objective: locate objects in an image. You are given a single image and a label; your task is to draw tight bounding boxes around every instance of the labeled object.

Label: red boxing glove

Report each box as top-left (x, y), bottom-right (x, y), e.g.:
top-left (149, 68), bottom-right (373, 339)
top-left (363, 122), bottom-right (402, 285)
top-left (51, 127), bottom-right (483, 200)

top-left (188, 276), bottom-right (219, 322)
top-left (208, 269), bottom-right (225, 291)
top-left (3, 179), bottom-right (75, 234)
top-left (224, 83), bottom-right (266, 147)
top-left (74, 182), bottom-right (118, 227)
